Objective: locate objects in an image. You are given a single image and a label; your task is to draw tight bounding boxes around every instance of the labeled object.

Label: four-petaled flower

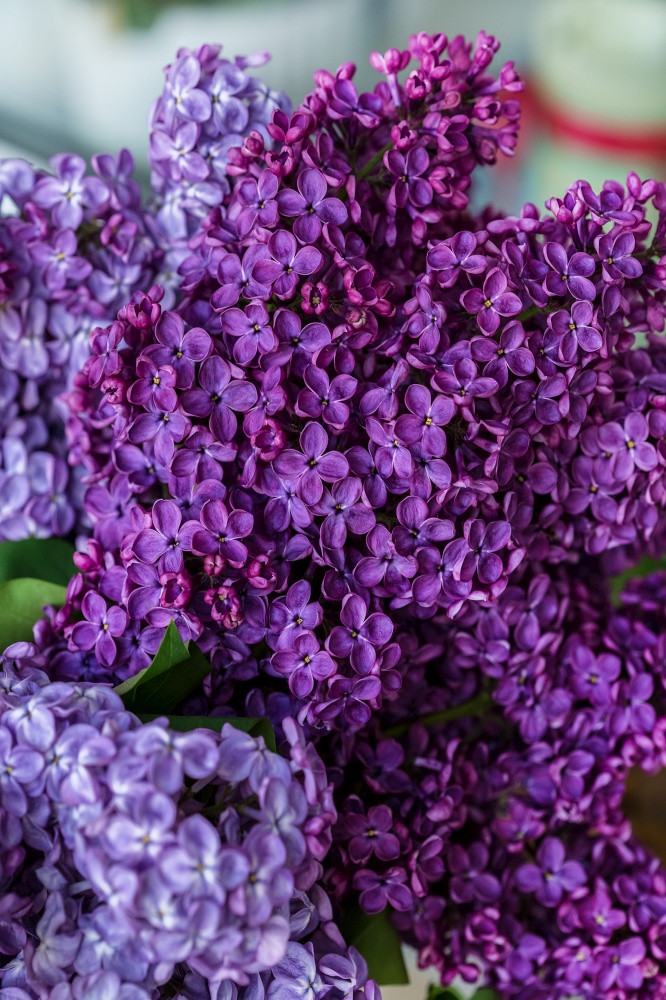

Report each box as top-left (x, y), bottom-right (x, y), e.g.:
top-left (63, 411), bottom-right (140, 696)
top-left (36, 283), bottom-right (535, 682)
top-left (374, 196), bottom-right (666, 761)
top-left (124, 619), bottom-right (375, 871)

top-left (543, 243), bottom-right (596, 300)
top-left (191, 500), bottom-right (254, 566)
top-left (133, 498), bottom-right (200, 572)
top-left (182, 355), bottom-right (258, 441)
top-left (277, 168), bottom-right (348, 243)
top-left (460, 267), bottom-right (522, 334)
top-left (346, 803), bottom-right (401, 864)
top-left (516, 836), bottom-right (586, 906)
top-left (69, 592), bottom-right (127, 667)
top-left (326, 593), bottom-right (393, 675)
top-left (273, 422), bottom-right (349, 506)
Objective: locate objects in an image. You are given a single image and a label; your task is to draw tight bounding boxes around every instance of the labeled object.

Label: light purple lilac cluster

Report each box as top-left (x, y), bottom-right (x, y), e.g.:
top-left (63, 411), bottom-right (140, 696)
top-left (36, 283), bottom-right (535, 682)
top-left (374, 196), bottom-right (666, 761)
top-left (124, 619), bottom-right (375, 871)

top-left (0, 45), bottom-right (287, 544)
top-left (325, 564), bottom-right (666, 998)
top-left (148, 43), bottom-right (291, 251)
top-left (0, 150), bottom-right (158, 540)
top-left (0, 643), bottom-right (376, 1000)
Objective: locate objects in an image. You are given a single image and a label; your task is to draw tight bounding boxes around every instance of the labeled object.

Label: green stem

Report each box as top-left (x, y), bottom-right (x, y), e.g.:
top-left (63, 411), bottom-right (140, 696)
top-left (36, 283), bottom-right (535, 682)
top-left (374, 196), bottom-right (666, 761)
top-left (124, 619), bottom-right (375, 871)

top-left (384, 690), bottom-right (492, 738)
top-left (516, 304), bottom-right (547, 324)
top-left (357, 141), bottom-right (393, 181)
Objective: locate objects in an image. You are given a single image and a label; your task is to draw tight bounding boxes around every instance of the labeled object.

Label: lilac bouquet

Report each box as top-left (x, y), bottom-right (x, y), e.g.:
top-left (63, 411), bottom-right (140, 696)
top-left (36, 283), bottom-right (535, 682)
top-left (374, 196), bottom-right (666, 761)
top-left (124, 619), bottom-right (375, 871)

top-left (1, 25), bottom-right (666, 1000)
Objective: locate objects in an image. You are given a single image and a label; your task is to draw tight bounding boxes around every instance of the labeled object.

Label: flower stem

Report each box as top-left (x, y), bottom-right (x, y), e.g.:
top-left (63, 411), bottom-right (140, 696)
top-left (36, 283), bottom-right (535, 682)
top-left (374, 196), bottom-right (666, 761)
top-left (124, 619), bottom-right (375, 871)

top-left (516, 303), bottom-right (547, 324)
top-left (384, 690), bottom-right (493, 738)
top-left (357, 141), bottom-right (393, 180)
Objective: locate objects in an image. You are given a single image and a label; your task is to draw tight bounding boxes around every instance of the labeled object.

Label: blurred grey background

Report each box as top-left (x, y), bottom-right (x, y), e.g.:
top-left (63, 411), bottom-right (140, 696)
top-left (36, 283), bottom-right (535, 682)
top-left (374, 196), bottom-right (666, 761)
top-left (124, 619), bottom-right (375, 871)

top-left (1, 0), bottom-right (665, 212)
top-left (0, 0), bottom-right (534, 157)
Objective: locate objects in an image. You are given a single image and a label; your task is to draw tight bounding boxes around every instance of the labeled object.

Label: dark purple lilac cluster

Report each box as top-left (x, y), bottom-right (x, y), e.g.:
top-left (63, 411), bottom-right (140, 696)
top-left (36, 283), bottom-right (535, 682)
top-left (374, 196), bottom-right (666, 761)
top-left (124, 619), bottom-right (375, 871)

top-left (55, 33), bottom-right (526, 723)
top-left (417, 175), bottom-right (666, 564)
top-left (324, 565), bottom-right (666, 998)
top-left (0, 643), bottom-right (377, 1000)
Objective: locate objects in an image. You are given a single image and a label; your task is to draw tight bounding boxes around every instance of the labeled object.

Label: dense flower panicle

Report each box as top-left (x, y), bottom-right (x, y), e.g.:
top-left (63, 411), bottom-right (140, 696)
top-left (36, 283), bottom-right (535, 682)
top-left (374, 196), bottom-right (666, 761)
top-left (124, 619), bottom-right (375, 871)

top-left (0, 646), bottom-right (376, 1000)
top-left (5, 26), bottom-right (666, 1000)
top-left (323, 567), bottom-right (666, 999)
top-left (0, 47), bottom-right (286, 545)
top-left (56, 158), bottom-right (666, 727)
top-left (53, 32), bottom-right (526, 723)
top-left (148, 44), bottom-right (291, 249)
top-left (0, 150), bottom-right (160, 540)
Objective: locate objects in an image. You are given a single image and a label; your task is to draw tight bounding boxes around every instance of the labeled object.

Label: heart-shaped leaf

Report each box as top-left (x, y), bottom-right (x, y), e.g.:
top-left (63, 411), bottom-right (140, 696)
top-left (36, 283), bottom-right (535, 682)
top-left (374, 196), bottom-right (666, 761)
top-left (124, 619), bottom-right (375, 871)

top-left (0, 538), bottom-right (76, 587)
top-left (339, 907), bottom-right (408, 985)
top-left (115, 621), bottom-right (212, 714)
top-left (0, 578), bottom-right (67, 650)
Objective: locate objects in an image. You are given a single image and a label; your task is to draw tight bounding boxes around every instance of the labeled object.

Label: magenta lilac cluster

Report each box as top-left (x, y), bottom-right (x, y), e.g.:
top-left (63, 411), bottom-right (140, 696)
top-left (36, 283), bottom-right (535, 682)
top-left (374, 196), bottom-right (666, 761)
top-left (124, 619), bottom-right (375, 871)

top-left (57, 165), bottom-right (666, 725)
top-left (324, 564), bottom-right (666, 998)
top-left (0, 643), bottom-right (376, 1000)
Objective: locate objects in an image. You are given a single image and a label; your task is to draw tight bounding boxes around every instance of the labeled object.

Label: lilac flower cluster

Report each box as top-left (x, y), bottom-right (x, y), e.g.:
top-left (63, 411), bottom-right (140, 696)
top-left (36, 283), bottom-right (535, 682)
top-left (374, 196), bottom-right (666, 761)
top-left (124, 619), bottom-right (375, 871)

top-left (323, 563), bottom-right (666, 999)
top-left (416, 174), bottom-right (666, 564)
top-left (0, 151), bottom-right (160, 539)
top-left (8, 27), bottom-right (666, 998)
top-left (55, 33), bottom-right (527, 724)
top-left (148, 43), bottom-right (290, 252)
top-left (0, 643), bottom-right (377, 1000)
top-left (57, 162), bottom-right (666, 725)
top-left (0, 46), bottom-right (285, 544)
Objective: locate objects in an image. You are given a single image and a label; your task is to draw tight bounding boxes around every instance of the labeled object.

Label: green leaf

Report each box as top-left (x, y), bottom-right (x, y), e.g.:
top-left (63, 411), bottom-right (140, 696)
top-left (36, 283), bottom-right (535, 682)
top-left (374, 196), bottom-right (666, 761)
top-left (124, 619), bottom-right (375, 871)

top-left (339, 907), bottom-right (408, 986)
top-left (114, 621), bottom-right (212, 714)
top-left (0, 538), bottom-right (76, 587)
top-left (113, 620), bottom-right (189, 700)
top-left (0, 578), bottom-right (67, 649)
top-left (426, 984), bottom-right (498, 1000)
top-left (426, 988), bottom-right (461, 1000)
top-left (610, 555), bottom-right (666, 605)
top-left (136, 714), bottom-right (277, 752)
top-left (144, 618), bottom-right (192, 675)
top-left (239, 716), bottom-right (277, 752)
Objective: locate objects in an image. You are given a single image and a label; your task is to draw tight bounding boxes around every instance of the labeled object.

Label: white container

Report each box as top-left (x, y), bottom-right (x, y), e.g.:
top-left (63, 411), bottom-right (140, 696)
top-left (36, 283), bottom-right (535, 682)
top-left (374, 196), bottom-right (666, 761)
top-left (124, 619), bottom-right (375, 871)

top-left (525, 0), bottom-right (666, 206)
top-left (0, 0), bottom-right (64, 132)
top-left (381, 945), bottom-right (477, 1000)
top-left (55, 0), bottom-right (378, 161)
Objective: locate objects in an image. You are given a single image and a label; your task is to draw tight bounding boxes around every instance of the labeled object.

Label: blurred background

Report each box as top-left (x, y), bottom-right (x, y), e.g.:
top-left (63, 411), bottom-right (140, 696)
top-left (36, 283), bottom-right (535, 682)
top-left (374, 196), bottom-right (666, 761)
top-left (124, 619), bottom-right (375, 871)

top-left (1, 0), bottom-right (665, 214)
